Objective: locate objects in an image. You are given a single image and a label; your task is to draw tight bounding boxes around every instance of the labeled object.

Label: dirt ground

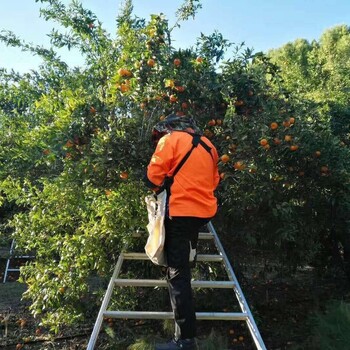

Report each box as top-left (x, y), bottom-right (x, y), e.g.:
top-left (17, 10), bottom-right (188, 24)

top-left (1, 250), bottom-right (350, 349)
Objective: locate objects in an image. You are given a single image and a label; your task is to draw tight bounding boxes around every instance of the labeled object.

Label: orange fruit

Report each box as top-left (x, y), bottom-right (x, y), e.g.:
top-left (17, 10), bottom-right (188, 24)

top-left (43, 149), bottom-right (51, 155)
top-left (196, 57), bottom-right (203, 63)
top-left (263, 144), bottom-right (270, 150)
top-left (284, 135), bottom-right (292, 142)
top-left (216, 119), bottom-right (222, 126)
top-left (120, 83), bottom-right (130, 93)
top-left (233, 161), bottom-right (246, 170)
top-left (147, 58), bottom-right (155, 67)
top-left (249, 167), bottom-right (257, 174)
top-left (221, 154), bottom-right (230, 163)
top-left (176, 111), bottom-right (185, 116)
top-left (290, 145), bottom-right (299, 151)
top-left (270, 122), bottom-right (278, 130)
top-left (234, 100), bottom-right (244, 107)
top-left (65, 140), bottom-right (74, 148)
top-left (175, 86), bottom-right (185, 92)
top-left (118, 68), bottom-right (132, 77)
top-left (181, 102), bottom-right (188, 109)
top-left (120, 171), bottom-right (128, 180)
top-left (90, 106), bottom-right (96, 114)
top-left (260, 138), bottom-right (268, 146)
top-left (169, 94), bottom-right (178, 103)
top-left (283, 120), bottom-right (291, 128)
top-left (273, 138), bottom-right (281, 145)
top-left (174, 58), bottom-right (181, 67)
top-left (315, 151), bottom-right (321, 157)
top-left (220, 172), bottom-right (226, 179)
top-left (208, 119), bottom-right (216, 126)
top-left (59, 287), bottom-right (65, 294)
top-left (159, 115), bottom-right (165, 121)
top-left (289, 117), bottom-right (295, 124)
top-left (105, 190), bottom-right (112, 196)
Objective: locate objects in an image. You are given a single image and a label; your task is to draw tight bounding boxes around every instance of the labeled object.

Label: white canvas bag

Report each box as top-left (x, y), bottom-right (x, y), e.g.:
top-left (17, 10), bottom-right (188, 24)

top-left (144, 190), bottom-right (167, 266)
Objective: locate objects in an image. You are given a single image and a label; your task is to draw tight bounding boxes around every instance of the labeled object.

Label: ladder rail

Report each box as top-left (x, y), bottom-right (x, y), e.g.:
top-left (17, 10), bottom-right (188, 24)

top-left (87, 253), bottom-right (124, 350)
top-left (208, 222), bottom-right (267, 350)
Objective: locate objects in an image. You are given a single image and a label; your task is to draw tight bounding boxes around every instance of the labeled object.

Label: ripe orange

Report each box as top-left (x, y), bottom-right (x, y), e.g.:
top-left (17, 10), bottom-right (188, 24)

top-left (16, 344), bottom-right (23, 350)
top-left (260, 138), bottom-right (268, 146)
top-left (233, 161), bottom-right (246, 170)
top-left (159, 115), bottom-right (165, 121)
top-left (120, 83), bottom-right (130, 93)
top-left (315, 151), bottom-right (321, 157)
top-left (105, 190), bottom-right (112, 196)
top-left (220, 172), bottom-right (226, 179)
top-left (196, 57), bottom-right (203, 63)
top-left (263, 144), bottom-right (270, 150)
top-left (234, 100), bottom-right (244, 107)
top-left (273, 138), bottom-right (281, 145)
top-left (283, 120), bottom-right (291, 128)
top-left (147, 58), bottom-right (155, 67)
top-left (270, 122), bottom-right (278, 130)
top-left (59, 287), bottom-right (65, 294)
top-left (284, 135), bottom-right (292, 142)
top-left (65, 140), bottom-right (74, 148)
top-left (43, 149), bottom-right (51, 155)
top-left (208, 119), bottom-right (216, 126)
top-left (90, 106), bottom-right (96, 114)
top-left (289, 117), bottom-right (295, 124)
top-left (290, 145), bottom-right (299, 151)
top-left (216, 119), bottom-right (222, 126)
top-left (175, 86), bottom-right (185, 92)
top-left (169, 94), bottom-right (178, 103)
top-left (181, 102), bottom-right (188, 109)
top-left (120, 171), bottom-right (128, 180)
top-left (174, 58), bottom-right (181, 67)
top-left (118, 68), bottom-right (132, 77)
top-left (221, 154), bottom-right (230, 163)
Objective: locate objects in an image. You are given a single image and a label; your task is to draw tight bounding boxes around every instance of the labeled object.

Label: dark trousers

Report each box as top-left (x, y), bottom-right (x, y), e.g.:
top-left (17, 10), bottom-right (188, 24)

top-left (164, 216), bottom-right (210, 340)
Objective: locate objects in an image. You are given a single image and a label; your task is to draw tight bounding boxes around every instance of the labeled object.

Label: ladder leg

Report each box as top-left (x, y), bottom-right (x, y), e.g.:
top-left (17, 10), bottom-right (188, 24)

top-left (87, 253), bottom-right (125, 350)
top-left (3, 239), bottom-right (16, 283)
top-left (208, 222), bottom-right (267, 350)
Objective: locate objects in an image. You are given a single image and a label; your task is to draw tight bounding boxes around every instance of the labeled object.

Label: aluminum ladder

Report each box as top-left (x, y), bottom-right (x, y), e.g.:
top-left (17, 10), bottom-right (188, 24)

top-left (87, 222), bottom-right (267, 350)
top-left (3, 239), bottom-right (35, 283)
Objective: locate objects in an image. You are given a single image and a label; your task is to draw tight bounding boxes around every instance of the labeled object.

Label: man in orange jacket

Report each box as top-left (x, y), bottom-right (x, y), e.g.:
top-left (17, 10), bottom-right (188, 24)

top-left (144, 114), bottom-right (220, 350)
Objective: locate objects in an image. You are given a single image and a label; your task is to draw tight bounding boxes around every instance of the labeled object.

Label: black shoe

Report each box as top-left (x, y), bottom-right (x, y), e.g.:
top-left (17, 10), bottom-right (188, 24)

top-left (155, 338), bottom-right (196, 350)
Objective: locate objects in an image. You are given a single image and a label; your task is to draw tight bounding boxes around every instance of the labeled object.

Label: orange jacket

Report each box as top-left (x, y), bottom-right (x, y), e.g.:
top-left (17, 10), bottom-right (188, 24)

top-left (145, 131), bottom-right (220, 218)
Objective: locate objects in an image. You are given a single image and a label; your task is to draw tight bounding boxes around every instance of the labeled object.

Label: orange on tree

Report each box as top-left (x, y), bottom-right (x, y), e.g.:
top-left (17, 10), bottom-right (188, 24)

top-left (195, 57), bottom-right (203, 63)
top-left (233, 161), bottom-right (246, 170)
top-left (290, 145), bottom-right (299, 151)
top-left (65, 139), bottom-right (74, 148)
top-left (216, 119), bottom-right (222, 126)
top-left (181, 102), bottom-right (188, 109)
top-left (208, 119), bottom-right (216, 126)
top-left (118, 68), bottom-right (132, 77)
top-left (175, 86), bottom-right (185, 92)
top-left (270, 122), bottom-right (278, 130)
top-left (147, 58), bottom-right (155, 67)
top-left (90, 106), bottom-right (96, 114)
top-left (220, 172), bottom-right (226, 180)
top-left (315, 150), bottom-right (321, 157)
top-left (260, 138), bottom-right (268, 146)
top-left (284, 135), bottom-right (292, 142)
top-left (120, 171), bottom-right (129, 180)
top-left (273, 138), bottom-right (281, 145)
top-left (283, 120), bottom-right (291, 128)
top-left (263, 144), bottom-right (270, 150)
top-left (289, 117), bottom-right (295, 124)
top-left (234, 100), bottom-right (244, 107)
top-left (174, 58), bottom-right (181, 67)
top-left (120, 83), bottom-right (130, 93)
top-left (221, 154), bottom-right (230, 163)
top-left (169, 94), bottom-right (178, 103)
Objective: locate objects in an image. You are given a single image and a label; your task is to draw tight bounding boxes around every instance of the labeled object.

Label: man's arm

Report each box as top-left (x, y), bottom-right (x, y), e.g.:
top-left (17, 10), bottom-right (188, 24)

top-left (144, 134), bottom-right (173, 191)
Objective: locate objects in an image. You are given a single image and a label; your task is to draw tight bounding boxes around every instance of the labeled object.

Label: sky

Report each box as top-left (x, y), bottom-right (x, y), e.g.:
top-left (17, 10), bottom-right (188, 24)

top-left (0, 0), bottom-right (350, 73)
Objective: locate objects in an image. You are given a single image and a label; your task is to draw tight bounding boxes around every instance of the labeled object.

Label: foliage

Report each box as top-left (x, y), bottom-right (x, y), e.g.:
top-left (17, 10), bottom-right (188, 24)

top-left (306, 301), bottom-right (350, 350)
top-left (0, 0), bottom-right (350, 337)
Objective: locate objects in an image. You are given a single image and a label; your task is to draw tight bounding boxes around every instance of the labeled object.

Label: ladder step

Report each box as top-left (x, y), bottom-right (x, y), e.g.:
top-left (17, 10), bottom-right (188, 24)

top-left (103, 311), bottom-right (248, 321)
top-left (7, 268), bottom-right (20, 272)
top-left (123, 253), bottom-right (223, 262)
top-left (198, 232), bottom-right (214, 239)
top-left (114, 279), bottom-right (234, 288)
